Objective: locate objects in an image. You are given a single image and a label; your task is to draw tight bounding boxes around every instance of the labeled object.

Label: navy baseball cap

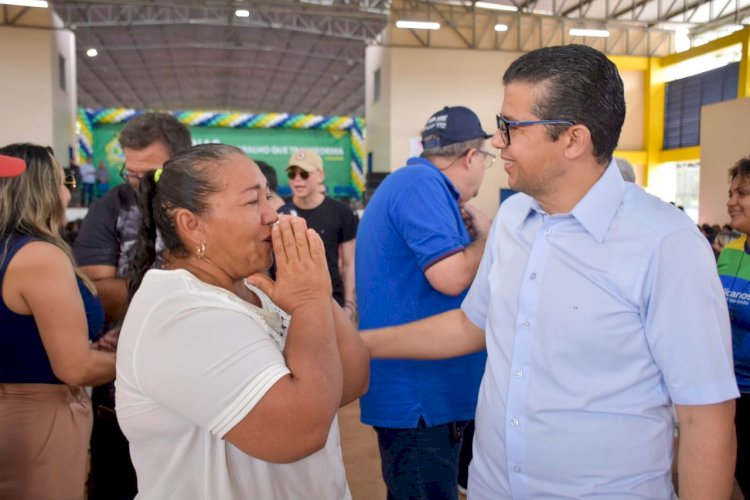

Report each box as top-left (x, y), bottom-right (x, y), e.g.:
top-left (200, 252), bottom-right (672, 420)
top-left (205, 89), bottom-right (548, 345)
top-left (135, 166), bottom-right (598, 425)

top-left (421, 106), bottom-right (491, 149)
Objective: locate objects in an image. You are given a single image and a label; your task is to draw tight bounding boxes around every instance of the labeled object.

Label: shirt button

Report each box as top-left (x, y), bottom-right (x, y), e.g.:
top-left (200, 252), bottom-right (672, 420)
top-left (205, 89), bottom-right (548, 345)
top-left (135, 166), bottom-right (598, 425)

top-left (511, 418), bottom-right (519, 426)
top-left (530, 272), bottom-right (536, 280)
top-left (522, 321), bottom-right (530, 328)
top-left (544, 229), bottom-right (551, 237)
top-left (513, 465), bottom-right (521, 473)
top-left (515, 369), bottom-right (523, 378)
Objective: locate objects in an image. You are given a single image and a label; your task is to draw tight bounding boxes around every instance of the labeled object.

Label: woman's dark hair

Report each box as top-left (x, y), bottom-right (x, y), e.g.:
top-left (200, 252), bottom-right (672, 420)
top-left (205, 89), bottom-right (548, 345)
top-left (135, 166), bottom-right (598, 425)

top-left (729, 155), bottom-right (750, 182)
top-left (128, 144), bottom-right (244, 299)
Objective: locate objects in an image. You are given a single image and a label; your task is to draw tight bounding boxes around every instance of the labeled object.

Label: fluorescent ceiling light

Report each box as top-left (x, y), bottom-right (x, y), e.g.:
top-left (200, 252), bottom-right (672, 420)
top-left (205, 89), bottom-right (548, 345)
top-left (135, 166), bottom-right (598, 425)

top-left (475, 1), bottom-right (518, 12)
top-left (396, 20), bottom-right (441, 30)
top-left (569, 28), bottom-right (610, 37)
top-left (0, 0), bottom-right (48, 7)
top-left (494, 24), bottom-right (509, 32)
top-left (86, 48), bottom-right (98, 57)
top-left (235, 9), bottom-right (250, 17)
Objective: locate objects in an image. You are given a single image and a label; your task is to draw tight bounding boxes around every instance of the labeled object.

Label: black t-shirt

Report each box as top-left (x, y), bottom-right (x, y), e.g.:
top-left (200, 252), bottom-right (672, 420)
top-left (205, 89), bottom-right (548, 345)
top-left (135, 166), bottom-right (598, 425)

top-left (73, 183), bottom-right (140, 277)
top-left (278, 197), bottom-right (358, 305)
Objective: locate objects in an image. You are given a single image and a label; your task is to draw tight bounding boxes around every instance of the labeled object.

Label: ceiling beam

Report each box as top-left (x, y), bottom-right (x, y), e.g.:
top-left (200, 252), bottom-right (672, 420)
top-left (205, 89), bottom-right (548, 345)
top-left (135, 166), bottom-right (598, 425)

top-left (76, 40), bottom-right (364, 63)
top-left (55, 1), bottom-right (388, 42)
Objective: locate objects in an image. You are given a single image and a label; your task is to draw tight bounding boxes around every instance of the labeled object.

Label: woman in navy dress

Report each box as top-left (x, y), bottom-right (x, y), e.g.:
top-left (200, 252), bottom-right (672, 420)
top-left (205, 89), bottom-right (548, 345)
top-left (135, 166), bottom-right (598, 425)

top-left (0, 144), bottom-right (116, 499)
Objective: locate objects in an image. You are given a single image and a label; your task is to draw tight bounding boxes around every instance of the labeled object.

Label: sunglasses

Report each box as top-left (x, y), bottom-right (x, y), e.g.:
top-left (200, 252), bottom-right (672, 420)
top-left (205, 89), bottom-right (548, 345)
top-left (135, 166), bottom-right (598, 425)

top-left (64, 174), bottom-right (77, 190)
top-left (287, 169), bottom-right (310, 180)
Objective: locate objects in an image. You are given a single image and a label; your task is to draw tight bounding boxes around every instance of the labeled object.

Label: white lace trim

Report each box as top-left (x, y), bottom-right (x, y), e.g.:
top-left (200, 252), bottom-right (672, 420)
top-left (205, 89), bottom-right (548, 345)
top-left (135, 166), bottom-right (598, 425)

top-left (176, 270), bottom-right (290, 350)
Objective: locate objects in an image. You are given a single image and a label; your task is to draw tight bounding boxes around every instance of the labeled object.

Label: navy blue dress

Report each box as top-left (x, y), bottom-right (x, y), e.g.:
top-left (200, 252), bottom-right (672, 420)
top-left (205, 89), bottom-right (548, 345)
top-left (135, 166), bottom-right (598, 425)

top-left (0, 233), bottom-right (105, 384)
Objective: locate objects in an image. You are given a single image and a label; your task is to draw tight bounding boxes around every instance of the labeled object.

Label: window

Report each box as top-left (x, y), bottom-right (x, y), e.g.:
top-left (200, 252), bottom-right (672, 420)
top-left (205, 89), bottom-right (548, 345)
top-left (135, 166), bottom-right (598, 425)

top-left (674, 162), bottom-right (700, 222)
top-left (663, 62), bottom-right (738, 149)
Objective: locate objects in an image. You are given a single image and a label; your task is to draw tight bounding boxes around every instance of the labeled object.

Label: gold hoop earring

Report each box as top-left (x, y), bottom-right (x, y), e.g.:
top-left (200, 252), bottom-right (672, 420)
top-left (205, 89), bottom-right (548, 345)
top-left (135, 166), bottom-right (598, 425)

top-left (196, 242), bottom-right (206, 258)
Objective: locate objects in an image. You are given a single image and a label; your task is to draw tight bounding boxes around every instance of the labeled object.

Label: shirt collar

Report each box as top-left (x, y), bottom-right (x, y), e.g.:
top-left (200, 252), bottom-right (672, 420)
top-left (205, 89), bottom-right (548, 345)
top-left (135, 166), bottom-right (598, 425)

top-left (571, 159), bottom-right (625, 243)
top-left (516, 159), bottom-right (625, 243)
top-left (406, 156), bottom-right (461, 200)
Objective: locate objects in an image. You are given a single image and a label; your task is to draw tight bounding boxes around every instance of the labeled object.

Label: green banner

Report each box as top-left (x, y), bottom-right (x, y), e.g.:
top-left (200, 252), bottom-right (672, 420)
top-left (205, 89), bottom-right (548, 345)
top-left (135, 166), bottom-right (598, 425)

top-left (92, 124), bottom-right (352, 195)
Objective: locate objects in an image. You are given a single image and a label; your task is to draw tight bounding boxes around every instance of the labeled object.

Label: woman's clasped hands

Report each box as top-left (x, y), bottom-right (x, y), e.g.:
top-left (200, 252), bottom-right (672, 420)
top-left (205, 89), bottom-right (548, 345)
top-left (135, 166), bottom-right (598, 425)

top-left (249, 215), bottom-right (332, 314)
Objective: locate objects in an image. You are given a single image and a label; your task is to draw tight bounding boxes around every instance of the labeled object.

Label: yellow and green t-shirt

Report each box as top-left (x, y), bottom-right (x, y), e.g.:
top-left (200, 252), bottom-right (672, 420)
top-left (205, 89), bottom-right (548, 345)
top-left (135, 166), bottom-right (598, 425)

top-left (717, 233), bottom-right (750, 393)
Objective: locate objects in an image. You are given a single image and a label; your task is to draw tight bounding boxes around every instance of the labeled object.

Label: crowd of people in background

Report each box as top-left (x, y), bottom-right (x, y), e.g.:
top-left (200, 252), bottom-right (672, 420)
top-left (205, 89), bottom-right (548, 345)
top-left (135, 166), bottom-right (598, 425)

top-left (1, 43), bottom-right (749, 500)
top-left (66, 160), bottom-right (111, 208)
top-left (702, 222), bottom-right (743, 258)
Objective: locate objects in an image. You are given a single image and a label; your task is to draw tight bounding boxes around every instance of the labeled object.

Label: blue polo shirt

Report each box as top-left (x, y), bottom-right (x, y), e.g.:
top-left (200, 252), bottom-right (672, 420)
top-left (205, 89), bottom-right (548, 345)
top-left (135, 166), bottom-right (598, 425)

top-left (356, 157), bottom-right (487, 428)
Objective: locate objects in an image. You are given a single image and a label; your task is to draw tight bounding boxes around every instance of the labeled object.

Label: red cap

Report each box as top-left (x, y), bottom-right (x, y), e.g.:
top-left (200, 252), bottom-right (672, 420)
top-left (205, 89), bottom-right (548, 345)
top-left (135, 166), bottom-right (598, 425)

top-left (0, 155), bottom-right (26, 178)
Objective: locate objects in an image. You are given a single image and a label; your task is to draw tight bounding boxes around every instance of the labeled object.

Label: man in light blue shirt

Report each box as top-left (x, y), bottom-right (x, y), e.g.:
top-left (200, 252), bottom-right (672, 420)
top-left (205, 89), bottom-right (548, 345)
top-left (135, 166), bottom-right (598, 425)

top-left (361, 44), bottom-right (739, 499)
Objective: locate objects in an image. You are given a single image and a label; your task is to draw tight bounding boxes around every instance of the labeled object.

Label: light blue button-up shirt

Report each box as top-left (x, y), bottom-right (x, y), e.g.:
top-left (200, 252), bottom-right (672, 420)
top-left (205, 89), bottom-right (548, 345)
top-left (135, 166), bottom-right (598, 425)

top-left (462, 160), bottom-right (739, 499)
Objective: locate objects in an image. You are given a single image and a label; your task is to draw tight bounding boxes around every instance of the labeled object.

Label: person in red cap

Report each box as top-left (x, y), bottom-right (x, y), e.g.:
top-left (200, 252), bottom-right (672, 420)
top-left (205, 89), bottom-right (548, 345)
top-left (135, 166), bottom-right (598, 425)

top-left (0, 143), bottom-right (115, 500)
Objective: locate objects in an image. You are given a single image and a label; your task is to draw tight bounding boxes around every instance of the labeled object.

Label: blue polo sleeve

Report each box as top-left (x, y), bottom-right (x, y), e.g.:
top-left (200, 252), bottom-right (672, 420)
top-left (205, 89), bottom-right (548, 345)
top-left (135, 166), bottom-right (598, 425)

top-left (389, 175), bottom-right (468, 271)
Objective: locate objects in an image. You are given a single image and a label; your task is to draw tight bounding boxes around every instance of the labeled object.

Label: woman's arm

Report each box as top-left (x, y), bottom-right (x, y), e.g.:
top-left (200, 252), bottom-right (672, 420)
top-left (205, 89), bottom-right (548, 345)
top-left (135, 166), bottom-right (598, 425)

top-left (8, 241), bottom-right (115, 386)
top-left (228, 217), bottom-right (344, 463)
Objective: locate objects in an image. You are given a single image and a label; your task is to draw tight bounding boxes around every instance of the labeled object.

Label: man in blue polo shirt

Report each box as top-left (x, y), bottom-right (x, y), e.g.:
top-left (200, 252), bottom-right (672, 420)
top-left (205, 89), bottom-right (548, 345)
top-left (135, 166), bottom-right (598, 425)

top-left (356, 106), bottom-right (493, 499)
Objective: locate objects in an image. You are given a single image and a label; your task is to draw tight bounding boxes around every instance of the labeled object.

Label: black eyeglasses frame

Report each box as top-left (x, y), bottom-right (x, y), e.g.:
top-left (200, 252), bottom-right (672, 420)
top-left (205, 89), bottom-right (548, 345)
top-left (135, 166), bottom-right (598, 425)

top-left (495, 114), bottom-right (574, 146)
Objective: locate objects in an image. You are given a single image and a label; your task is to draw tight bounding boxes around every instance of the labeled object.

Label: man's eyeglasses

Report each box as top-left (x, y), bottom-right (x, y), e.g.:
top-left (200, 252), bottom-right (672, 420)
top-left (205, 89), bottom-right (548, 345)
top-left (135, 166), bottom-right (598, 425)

top-left (475, 149), bottom-right (496, 169)
top-left (496, 114), bottom-right (573, 146)
top-left (64, 174), bottom-right (77, 191)
top-left (119, 163), bottom-right (145, 181)
top-left (287, 168), bottom-right (310, 180)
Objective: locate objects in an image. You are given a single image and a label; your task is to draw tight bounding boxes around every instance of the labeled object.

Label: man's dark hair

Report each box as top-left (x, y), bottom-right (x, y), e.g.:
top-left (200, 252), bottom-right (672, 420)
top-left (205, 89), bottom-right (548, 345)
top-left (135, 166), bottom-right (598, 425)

top-left (503, 44), bottom-right (625, 165)
top-left (119, 112), bottom-right (192, 157)
top-left (256, 160), bottom-right (278, 193)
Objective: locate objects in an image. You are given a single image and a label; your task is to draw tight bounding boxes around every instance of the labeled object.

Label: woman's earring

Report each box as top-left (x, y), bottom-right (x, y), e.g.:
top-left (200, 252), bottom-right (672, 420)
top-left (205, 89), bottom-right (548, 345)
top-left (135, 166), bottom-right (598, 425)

top-left (197, 242), bottom-right (206, 258)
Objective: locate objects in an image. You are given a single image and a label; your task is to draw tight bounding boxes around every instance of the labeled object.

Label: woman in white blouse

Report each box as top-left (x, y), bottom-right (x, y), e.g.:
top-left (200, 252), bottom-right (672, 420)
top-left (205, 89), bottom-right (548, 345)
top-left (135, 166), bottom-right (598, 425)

top-left (115, 144), bottom-right (369, 499)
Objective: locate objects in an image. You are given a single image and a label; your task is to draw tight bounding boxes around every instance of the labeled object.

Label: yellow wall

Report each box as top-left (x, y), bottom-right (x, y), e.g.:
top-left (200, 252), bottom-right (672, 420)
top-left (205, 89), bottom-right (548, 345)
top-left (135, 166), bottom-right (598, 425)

top-left (643, 27), bottom-right (750, 222)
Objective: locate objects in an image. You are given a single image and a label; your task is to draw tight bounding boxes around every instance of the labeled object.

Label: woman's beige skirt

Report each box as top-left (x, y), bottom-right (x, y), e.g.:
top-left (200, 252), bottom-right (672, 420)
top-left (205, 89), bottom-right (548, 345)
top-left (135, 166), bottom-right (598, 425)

top-left (0, 383), bottom-right (92, 500)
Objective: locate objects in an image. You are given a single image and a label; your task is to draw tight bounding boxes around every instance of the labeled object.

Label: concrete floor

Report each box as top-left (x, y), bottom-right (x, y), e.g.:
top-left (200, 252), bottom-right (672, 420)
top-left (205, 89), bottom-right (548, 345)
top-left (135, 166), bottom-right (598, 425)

top-left (338, 400), bottom-right (386, 499)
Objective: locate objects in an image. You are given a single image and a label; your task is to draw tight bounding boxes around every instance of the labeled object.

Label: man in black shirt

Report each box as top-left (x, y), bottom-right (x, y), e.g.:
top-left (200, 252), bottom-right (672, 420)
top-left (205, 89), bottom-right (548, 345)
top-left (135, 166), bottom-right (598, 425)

top-left (279, 149), bottom-right (358, 322)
